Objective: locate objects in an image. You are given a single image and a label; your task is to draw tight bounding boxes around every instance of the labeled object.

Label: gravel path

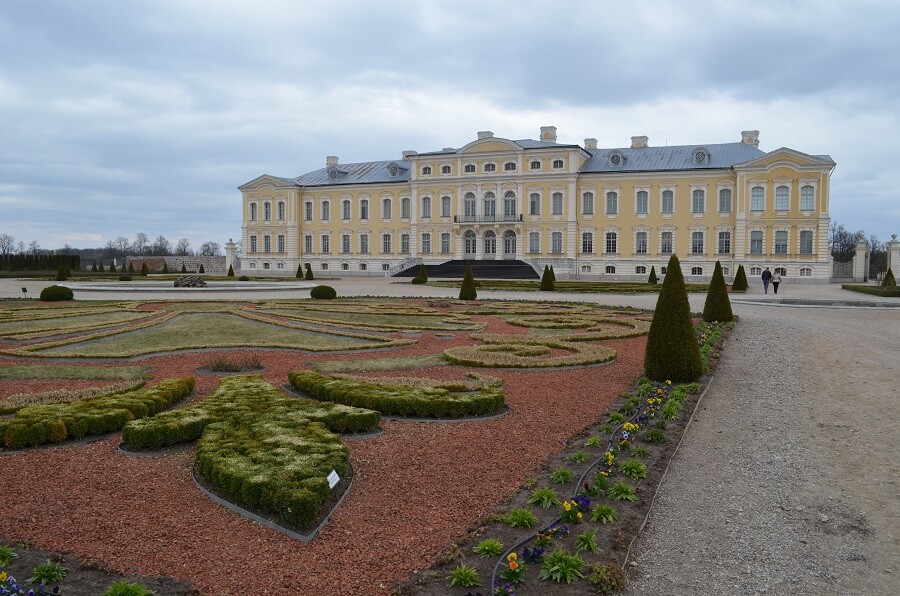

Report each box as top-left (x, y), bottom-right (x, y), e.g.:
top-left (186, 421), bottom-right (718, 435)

top-left (625, 303), bottom-right (900, 595)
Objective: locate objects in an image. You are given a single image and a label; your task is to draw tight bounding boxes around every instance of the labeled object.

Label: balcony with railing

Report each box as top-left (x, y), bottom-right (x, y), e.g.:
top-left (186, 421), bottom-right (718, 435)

top-left (453, 214), bottom-right (523, 223)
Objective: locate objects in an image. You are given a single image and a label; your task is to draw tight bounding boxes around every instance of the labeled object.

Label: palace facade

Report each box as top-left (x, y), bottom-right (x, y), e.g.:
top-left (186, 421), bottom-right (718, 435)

top-left (238, 127), bottom-right (835, 282)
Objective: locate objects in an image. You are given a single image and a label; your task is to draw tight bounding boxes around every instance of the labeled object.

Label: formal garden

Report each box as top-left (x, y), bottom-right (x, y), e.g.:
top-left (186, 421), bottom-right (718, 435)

top-left (0, 257), bottom-right (734, 595)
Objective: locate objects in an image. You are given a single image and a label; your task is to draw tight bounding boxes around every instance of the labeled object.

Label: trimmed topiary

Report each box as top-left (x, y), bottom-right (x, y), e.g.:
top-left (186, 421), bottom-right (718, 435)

top-left (39, 285), bottom-right (74, 302)
top-left (731, 264), bottom-right (748, 292)
top-left (55, 263), bottom-right (68, 281)
top-left (227, 264), bottom-right (235, 277)
top-left (411, 275), bottom-right (426, 284)
top-left (644, 254), bottom-right (703, 382)
top-left (310, 285), bottom-right (337, 299)
top-left (648, 266), bottom-right (657, 285)
top-left (239, 275), bottom-right (250, 281)
top-left (109, 261), bottom-right (117, 273)
top-left (198, 263), bottom-right (205, 274)
top-left (180, 262), bottom-right (187, 273)
top-left (140, 262), bottom-right (148, 276)
top-left (118, 275), bottom-right (132, 281)
top-left (91, 261), bottom-right (98, 272)
top-left (540, 265), bottom-right (555, 291)
top-left (549, 265), bottom-right (556, 282)
top-left (882, 267), bottom-right (896, 288)
top-left (418, 264), bottom-right (428, 281)
top-left (162, 262), bottom-right (170, 274)
top-left (702, 261), bottom-right (733, 323)
top-left (459, 262), bottom-right (477, 300)
top-left (304, 263), bottom-right (314, 280)
top-left (296, 263), bottom-right (303, 278)
top-left (97, 262), bottom-right (105, 272)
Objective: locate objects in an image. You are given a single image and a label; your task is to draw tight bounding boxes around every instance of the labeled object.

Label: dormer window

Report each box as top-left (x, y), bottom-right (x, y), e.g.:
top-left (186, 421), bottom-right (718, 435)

top-left (422, 166), bottom-right (432, 175)
top-left (484, 163), bottom-right (496, 172)
top-left (608, 151), bottom-right (625, 167)
top-left (692, 147), bottom-right (710, 164)
top-left (552, 159), bottom-right (564, 169)
top-left (504, 162), bottom-right (517, 171)
top-left (328, 167), bottom-right (340, 179)
top-left (387, 162), bottom-right (400, 177)
top-left (441, 165), bottom-right (451, 174)
top-left (464, 164), bottom-right (476, 173)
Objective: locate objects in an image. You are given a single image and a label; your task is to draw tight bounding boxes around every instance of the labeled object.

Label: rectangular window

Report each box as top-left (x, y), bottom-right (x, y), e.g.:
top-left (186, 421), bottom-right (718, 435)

top-left (422, 197), bottom-right (431, 218)
top-left (529, 232), bottom-right (540, 254)
top-left (440, 232), bottom-right (451, 254)
top-left (360, 234), bottom-right (369, 254)
top-left (400, 233), bottom-right (410, 254)
top-left (605, 232), bottom-right (617, 254)
top-left (582, 192), bottom-right (594, 215)
top-left (304, 202), bottom-right (312, 221)
top-left (321, 201), bottom-right (330, 221)
top-left (581, 232), bottom-right (593, 254)
top-left (636, 191), bottom-right (648, 214)
top-left (691, 231), bottom-right (704, 254)
top-left (360, 199), bottom-right (369, 220)
top-left (320, 235), bottom-right (329, 254)
top-left (750, 230), bottom-right (763, 254)
top-left (799, 230), bottom-right (813, 254)
top-left (751, 187), bottom-right (764, 211)
top-left (382, 233), bottom-right (391, 254)
top-left (342, 200), bottom-right (350, 220)
top-left (660, 231), bottom-right (672, 254)
top-left (341, 234), bottom-right (350, 254)
top-left (264, 202), bottom-right (271, 221)
top-left (250, 235), bottom-right (257, 253)
top-left (719, 189), bottom-right (732, 213)
top-left (606, 192), bottom-right (618, 215)
top-left (775, 230), bottom-right (788, 254)
top-left (800, 186), bottom-right (815, 211)
top-left (441, 196), bottom-right (451, 217)
top-left (692, 190), bottom-right (705, 214)
top-left (551, 231), bottom-right (563, 254)
top-left (382, 199), bottom-right (391, 219)
top-left (775, 186), bottom-right (789, 211)
top-left (277, 202), bottom-right (285, 220)
top-left (250, 203), bottom-right (257, 221)
top-left (530, 193), bottom-right (541, 216)
top-left (718, 231), bottom-right (731, 254)
top-left (401, 198), bottom-right (410, 219)
top-left (263, 235), bottom-right (271, 253)
top-left (635, 231), bottom-right (648, 254)
top-left (421, 233), bottom-right (431, 254)
top-left (552, 192), bottom-right (563, 215)
top-left (661, 190), bottom-right (674, 214)
top-left (277, 234), bottom-right (285, 253)
top-left (303, 235), bottom-right (312, 254)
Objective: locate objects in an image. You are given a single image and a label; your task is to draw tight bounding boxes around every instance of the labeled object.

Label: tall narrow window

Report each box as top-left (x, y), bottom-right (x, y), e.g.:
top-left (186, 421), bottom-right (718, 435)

top-left (636, 191), bottom-right (648, 214)
top-left (718, 231), bottom-right (731, 254)
top-left (360, 233), bottom-right (369, 254)
top-left (421, 196), bottom-right (432, 218)
top-left (800, 185), bottom-right (815, 210)
top-left (660, 231), bottom-right (673, 254)
top-left (341, 234), bottom-right (350, 254)
top-left (440, 232), bottom-right (451, 254)
top-left (551, 231), bottom-right (563, 254)
top-left (606, 192), bottom-right (618, 215)
top-left (799, 230), bottom-right (813, 254)
top-left (691, 231), bottom-right (704, 254)
top-left (552, 192), bottom-right (563, 215)
top-left (250, 203), bottom-right (258, 221)
top-left (605, 232), bottom-right (617, 254)
top-left (719, 189), bottom-right (732, 213)
top-left (304, 202), bottom-right (312, 221)
top-left (483, 192), bottom-right (496, 221)
top-left (421, 233), bottom-right (431, 254)
top-left (464, 192), bottom-right (476, 220)
top-left (530, 193), bottom-right (541, 216)
top-left (360, 199), bottom-right (369, 220)
top-left (775, 230), bottom-right (788, 254)
top-left (320, 235), bottom-right (329, 254)
top-left (277, 234), bottom-right (285, 253)
top-left (529, 232), bottom-right (540, 253)
top-left (441, 196), bottom-right (451, 217)
top-left (264, 202), bottom-right (271, 221)
top-left (321, 201), bottom-right (330, 221)
top-left (751, 187), bottom-right (764, 211)
top-left (582, 232), bottom-right (593, 254)
top-left (303, 235), bottom-right (311, 254)
top-left (382, 233), bottom-right (391, 254)
top-left (401, 197), bottom-right (411, 219)
top-left (277, 201), bottom-right (285, 220)
top-left (264, 235), bottom-right (271, 253)
top-left (382, 198), bottom-right (391, 219)
top-left (635, 231), bottom-right (648, 254)
top-left (750, 230), bottom-right (763, 254)
top-left (661, 190), bottom-right (674, 214)
top-left (342, 200), bottom-right (350, 220)
top-left (582, 192), bottom-right (594, 215)
top-left (250, 235), bottom-right (258, 253)
top-left (400, 233), bottom-right (410, 254)
top-left (775, 186), bottom-right (789, 211)
top-left (692, 190), bottom-right (705, 213)
top-left (503, 191), bottom-right (516, 219)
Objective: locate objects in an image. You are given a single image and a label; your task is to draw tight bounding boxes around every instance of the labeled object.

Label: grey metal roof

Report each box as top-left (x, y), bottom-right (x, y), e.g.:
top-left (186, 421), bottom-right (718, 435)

top-left (417, 138), bottom-right (576, 156)
top-left (580, 142), bottom-right (766, 173)
top-left (293, 160), bottom-right (412, 187)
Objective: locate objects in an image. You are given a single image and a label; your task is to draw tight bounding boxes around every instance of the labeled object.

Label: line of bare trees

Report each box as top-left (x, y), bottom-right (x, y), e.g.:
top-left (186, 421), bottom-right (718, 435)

top-left (0, 232), bottom-right (223, 263)
top-left (829, 222), bottom-right (889, 278)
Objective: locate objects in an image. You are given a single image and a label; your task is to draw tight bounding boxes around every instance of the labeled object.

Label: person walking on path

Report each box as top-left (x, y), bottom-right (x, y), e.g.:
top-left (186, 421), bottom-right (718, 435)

top-left (772, 270), bottom-right (782, 294)
top-left (762, 267), bottom-right (772, 294)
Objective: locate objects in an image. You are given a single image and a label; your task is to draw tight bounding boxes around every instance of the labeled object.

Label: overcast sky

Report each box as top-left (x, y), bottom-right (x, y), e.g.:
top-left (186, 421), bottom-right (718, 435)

top-left (1, 0), bottom-right (898, 252)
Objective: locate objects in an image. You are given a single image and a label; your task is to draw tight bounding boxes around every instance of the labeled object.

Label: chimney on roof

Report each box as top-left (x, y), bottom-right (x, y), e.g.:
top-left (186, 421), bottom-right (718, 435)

top-left (631, 136), bottom-right (649, 149)
top-left (401, 150), bottom-right (417, 159)
top-left (584, 138), bottom-right (598, 151)
top-left (326, 156), bottom-right (339, 168)
top-left (741, 130), bottom-right (760, 147)
top-left (477, 131), bottom-right (494, 139)
top-left (540, 126), bottom-right (557, 143)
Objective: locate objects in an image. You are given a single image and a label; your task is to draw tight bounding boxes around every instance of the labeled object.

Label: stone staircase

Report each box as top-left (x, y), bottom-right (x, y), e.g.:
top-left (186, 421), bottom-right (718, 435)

top-left (394, 259), bottom-right (539, 279)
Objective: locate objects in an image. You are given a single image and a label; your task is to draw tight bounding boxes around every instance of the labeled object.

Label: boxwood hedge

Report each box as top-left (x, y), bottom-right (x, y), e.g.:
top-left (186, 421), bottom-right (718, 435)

top-left (288, 370), bottom-right (505, 418)
top-left (0, 377), bottom-right (194, 449)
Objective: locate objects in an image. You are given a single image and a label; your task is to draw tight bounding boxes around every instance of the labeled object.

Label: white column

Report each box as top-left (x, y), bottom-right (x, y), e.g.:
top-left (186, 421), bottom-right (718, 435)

top-left (886, 234), bottom-right (899, 275)
top-left (852, 240), bottom-right (868, 282)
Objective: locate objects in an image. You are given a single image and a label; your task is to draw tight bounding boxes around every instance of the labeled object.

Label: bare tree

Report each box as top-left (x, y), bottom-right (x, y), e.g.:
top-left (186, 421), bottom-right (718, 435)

top-left (199, 241), bottom-right (222, 256)
top-left (133, 232), bottom-right (149, 256)
top-left (152, 235), bottom-right (171, 256)
top-left (16, 241), bottom-right (25, 255)
top-left (115, 236), bottom-right (131, 257)
top-left (829, 221), bottom-right (865, 263)
top-left (28, 240), bottom-right (40, 256)
top-left (104, 240), bottom-right (118, 259)
top-left (867, 234), bottom-right (887, 278)
top-left (174, 237), bottom-right (192, 256)
top-left (0, 233), bottom-right (14, 256)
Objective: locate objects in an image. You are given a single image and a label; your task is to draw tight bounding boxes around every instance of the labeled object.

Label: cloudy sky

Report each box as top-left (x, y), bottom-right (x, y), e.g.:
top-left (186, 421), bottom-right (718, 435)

top-left (1, 0), bottom-right (898, 253)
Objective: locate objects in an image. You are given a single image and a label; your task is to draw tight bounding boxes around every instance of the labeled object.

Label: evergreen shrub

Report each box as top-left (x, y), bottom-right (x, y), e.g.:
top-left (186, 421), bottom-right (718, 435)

top-left (296, 263), bottom-right (303, 278)
top-left (180, 262), bottom-right (187, 273)
top-left (411, 276), bottom-right (426, 284)
top-left (227, 264), bottom-right (235, 277)
top-left (162, 262), bottom-right (170, 274)
top-left (39, 285), bottom-right (73, 302)
top-left (198, 263), bottom-right (205, 273)
top-left (540, 265), bottom-right (555, 291)
top-left (702, 261), bottom-right (734, 323)
top-left (731, 264), bottom-right (748, 292)
top-left (310, 285), bottom-right (337, 299)
top-left (418, 264), bottom-right (428, 281)
top-left (239, 275), bottom-right (250, 281)
top-left (55, 263), bottom-right (68, 281)
top-left (648, 266), bottom-right (657, 285)
top-left (91, 261), bottom-right (98, 272)
top-left (140, 263), bottom-right (148, 276)
top-left (304, 263), bottom-right (314, 280)
top-left (118, 275), bottom-right (132, 281)
top-left (549, 265), bottom-right (556, 282)
top-left (128, 262), bottom-right (135, 273)
top-left (883, 267), bottom-right (896, 288)
top-left (108, 262), bottom-right (116, 273)
top-left (97, 262), bottom-right (105, 272)
top-left (459, 263), bottom-right (477, 300)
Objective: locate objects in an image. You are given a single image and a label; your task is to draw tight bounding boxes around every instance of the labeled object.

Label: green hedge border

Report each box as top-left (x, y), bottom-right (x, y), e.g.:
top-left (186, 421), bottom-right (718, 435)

top-left (841, 284), bottom-right (900, 297)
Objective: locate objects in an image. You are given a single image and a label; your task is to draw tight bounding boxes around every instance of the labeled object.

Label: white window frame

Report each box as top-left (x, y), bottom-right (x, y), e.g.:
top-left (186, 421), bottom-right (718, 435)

top-left (582, 192), bottom-right (594, 215)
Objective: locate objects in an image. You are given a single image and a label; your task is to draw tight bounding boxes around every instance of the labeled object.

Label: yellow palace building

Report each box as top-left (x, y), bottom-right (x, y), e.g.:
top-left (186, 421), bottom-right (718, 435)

top-left (238, 127), bottom-right (835, 282)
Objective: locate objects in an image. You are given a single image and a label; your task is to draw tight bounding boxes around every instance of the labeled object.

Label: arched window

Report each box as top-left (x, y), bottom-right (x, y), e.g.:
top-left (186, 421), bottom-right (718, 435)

top-left (421, 166), bottom-right (432, 175)
top-left (321, 200), bottom-right (330, 221)
top-left (483, 192), bottom-right (496, 220)
top-left (552, 192), bottom-right (563, 215)
top-left (530, 160), bottom-right (541, 170)
top-left (401, 197), bottom-right (410, 219)
top-left (635, 266), bottom-right (647, 275)
top-left (605, 265), bottom-right (616, 274)
top-left (277, 201), bottom-right (285, 220)
top-left (360, 199), bottom-right (369, 220)
top-left (800, 185), bottom-right (815, 210)
top-left (441, 165), bottom-right (451, 174)
top-left (503, 191), bottom-right (516, 219)
top-left (661, 190), bottom-right (674, 214)
top-left (264, 202), bottom-right (271, 221)
top-left (582, 192), bottom-right (594, 215)
top-left (635, 191), bottom-right (648, 214)
top-left (441, 195), bottom-right (451, 217)
top-left (606, 192), bottom-right (618, 215)
top-left (421, 196), bottom-right (432, 218)
top-left (504, 162), bottom-right (516, 171)
top-left (529, 192), bottom-right (541, 216)
top-left (464, 164), bottom-right (476, 173)
top-left (342, 199), bottom-right (351, 220)
top-left (691, 267), bottom-right (703, 275)
top-left (775, 185), bottom-right (789, 210)
top-left (464, 192), bottom-right (476, 220)
top-left (552, 159), bottom-right (564, 169)
top-left (484, 163), bottom-right (496, 172)
top-left (751, 187), bottom-right (765, 211)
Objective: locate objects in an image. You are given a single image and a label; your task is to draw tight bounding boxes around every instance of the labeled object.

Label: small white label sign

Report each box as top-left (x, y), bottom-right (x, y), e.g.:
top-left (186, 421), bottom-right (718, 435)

top-left (327, 470), bottom-right (340, 489)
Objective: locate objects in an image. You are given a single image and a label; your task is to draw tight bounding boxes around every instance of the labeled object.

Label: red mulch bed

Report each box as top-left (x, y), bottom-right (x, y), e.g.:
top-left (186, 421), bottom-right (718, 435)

top-left (0, 314), bottom-right (645, 595)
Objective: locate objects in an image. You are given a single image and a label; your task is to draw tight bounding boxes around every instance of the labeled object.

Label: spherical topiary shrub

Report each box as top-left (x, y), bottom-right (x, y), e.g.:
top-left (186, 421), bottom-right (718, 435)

top-left (411, 276), bottom-right (426, 285)
top-left (731, 264), bottom-right (748, 292)
top-left (40, 285), bottom-right (74, 301)
top-left (588, 560), bottom-right (626, 594)
top-left (118, 275), bottom-right (132, 282)
top-left (644, 254), bottom-right (703, 382)
top-left (310, 285), bottom-right (337, 299)
top-left (239, 275), bottom-right (250, 281)
top-left (702, 260), bottom-right (733, 323)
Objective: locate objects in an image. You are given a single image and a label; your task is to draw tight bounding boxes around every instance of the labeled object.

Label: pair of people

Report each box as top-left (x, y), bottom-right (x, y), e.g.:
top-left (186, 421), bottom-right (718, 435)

top-left (761, 267), bottom-right (782, 294)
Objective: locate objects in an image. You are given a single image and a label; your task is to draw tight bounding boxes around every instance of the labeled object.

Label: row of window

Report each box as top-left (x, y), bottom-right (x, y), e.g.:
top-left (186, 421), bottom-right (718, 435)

top-left (421, 159), bottom-right (565, 176)
top-left (249, 201), bottom-right (286, 222)
top-left (247, 261), bottom-right (389, 272)
top-left (580, 264), bottom-right (814, 277)
top-left (248, 234), bottom-right (286, 254)
top-left (750, 184), bottom-right (816, 211)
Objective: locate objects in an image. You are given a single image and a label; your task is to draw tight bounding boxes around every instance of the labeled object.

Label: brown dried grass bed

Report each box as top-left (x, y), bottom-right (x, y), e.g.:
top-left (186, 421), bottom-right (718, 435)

top-left (0, 308), bottom-right (645, 595)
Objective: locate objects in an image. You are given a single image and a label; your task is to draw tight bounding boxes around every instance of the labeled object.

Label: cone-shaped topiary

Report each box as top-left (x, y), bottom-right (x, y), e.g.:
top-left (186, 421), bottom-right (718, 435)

top-left (549, 265), bottom-right (556, 282)
top-left (162, 262), bottom-right (170, 274)
top-left (108, 261), bottom-right (116, 273)
top-left (418, 264), bottom-right (428, 282)
top-left (128, 262), bottom-right (135, 273)
top-left (198, 263), bottom-right (205, 273)
top-left (55, 262), bottom-right (68, 281)
top-left (91, 261), bottom-right (97, 272)
top-left (97, 262), bottom-right (105, 272)
top-left (731, 264), bottom-right (748, 292)
top-left (703, 261), bottom-right (734, 323)
top-left (296, 263), bottom-right (303, 278)
top-left (181, 262), bottom-right (187, 273)
top-left (644, 254), bottom-right (704, 382)
top-left (227, 264), bottom-right (234, 277)
top-left (648, 266), bottom-right (657, 285)
top-left (540, 265), bottom-right (555, 291)
top-left (882, 267), bottom-right (896, 288)
top-left (459, 263), bottom-right (477, 300)
top-left (140, 262), bottom-right (148, 276)
top-left (304, 263), bottom-right (314, 280)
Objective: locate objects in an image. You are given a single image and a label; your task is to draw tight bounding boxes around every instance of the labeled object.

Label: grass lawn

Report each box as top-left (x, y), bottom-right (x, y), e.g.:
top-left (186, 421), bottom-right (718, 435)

top-left (0, 364), bottom-right (152, 380)
top-left (0, 310), bottom-right (156, 339)
top-left (314, 353), bottom-right (448, 373)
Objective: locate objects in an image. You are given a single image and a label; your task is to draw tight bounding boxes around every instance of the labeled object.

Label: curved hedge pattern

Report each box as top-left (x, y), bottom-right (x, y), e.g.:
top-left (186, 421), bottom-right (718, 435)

top-left (443, 336), bottom-right (616, 368)
top-left (289, 370), bottom-right (506, 418)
